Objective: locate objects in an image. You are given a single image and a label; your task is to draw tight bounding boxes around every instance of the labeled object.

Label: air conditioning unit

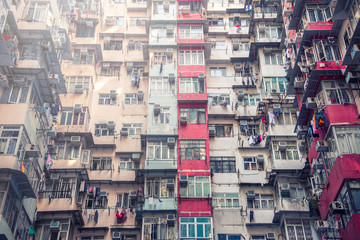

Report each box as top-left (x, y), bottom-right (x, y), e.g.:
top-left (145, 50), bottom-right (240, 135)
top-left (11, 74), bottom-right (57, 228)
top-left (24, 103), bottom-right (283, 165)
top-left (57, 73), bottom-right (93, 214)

top-left (329, 201), bottom-right (345, 214)
top-left (278, 142), bottom-right (287, 151)
top-left (50, 173), bottom-right (59, 180)
top-left (345, 72), bottom-right (360, 84)
top-left (110, 90), bottom-right (117, 96)
top-left (198, 73), bottom-right (205, 80)
top-left (167, 214), bottom-right (175, 226)
top-left (257, 154), bottom-right (264, 163)
top-left (113, 232), bottom-right (121, 239)
top-left (167, 179), bottom-right (175, 189)
top-left (169, 73), bottom-right (175, 83)
top-left (137, 91), bottom-right (144, 101)
top-left (13, 76), bottom-right (26, 86)
top-left (297, 125), bottom-right (308, 139)
top-left (180, 115), bottom-right (188, 125)
top-left (266, 232), bottom-right (276, 240)
top-left (247, 190), bottom-right (256, 199)
top-left (163, 1), bottom-right (170, 9)
top-left (234, 64), bottom-right (242, 72)
top-left (107, 121), bottom-right (115, 129)
top-left (209, 126), bottom-right (216, 137)
top-left (167, 137), bottom-right (176, 146)
top-left (25, 144), bottom-right (40, 157)
top-left (0, 73), bottom-right (8, 87)
top-left (129, 190), bottom-right (137, 198)
top-left (280, 183), bottom-right (290, 192)
top-left (306, 97), bottom-right (317, 109)
top-left (237, 90), bottom-right (244, 98)
top-left (232, 41), bottom-right (239, 50)
top-left (154, 104), bottom-right (161, 116)
top-left (74, 104), bottom-right (82, 113)
top-left (75, 84), bottom-right (84, 94)
top-left (298, 141), bottom-right (306, 152)
top-left (273, 104), bottom-right (281, 109)
top-left (179, 175), bottom-right (188, 186)
top-left (314, 220), bottom-right (329, 231)
top-left (50, 221), bottom-right (60, 231)
top-left (102, 62), bottom-right (110, 68)
top-left (270, 88), bottom-right (280, 96)
top-left (316, 140), bottom-right (329, 152)
top-left (240, 120), bottom-right (247, 126)
top-left (70, 136), bottom-right (81, 142)
top-left (294, 77), bottom-right (305, 89)
top-left (132, 153), bottom-right (141, 160)
top-left (120, 128), bottom-right (128, 136)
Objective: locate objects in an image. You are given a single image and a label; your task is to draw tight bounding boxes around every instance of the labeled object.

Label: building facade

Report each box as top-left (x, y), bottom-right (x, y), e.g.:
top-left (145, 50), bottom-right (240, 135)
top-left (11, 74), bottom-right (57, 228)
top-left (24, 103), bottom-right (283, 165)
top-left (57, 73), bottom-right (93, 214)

top-left (0, 0), bottom-right (359, 239)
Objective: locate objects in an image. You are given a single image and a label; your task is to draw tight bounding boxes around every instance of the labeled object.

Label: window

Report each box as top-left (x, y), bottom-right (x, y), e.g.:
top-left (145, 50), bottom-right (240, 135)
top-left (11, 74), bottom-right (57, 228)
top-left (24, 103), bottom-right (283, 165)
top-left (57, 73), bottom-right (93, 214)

top-left (150, 77), bottom-right (174, 95)
top-left (230, 18), bottom-right (250, 27)
top-left (271, 108), bottom-right (298, 125)
top-left (23, 2), bottom-right (49, 22)
top-left (153, 2), bottom-right (171, 15)
top-left (306, 6), bottom-right (332, 22)
top-left (98, 93), bottom-right (117, 105)
top-left (39, 178), bottom-right (76, 198)
top-left (147, 141), bottom-right (175, 160)
top-left (238, 94), bottom-right (261, 106)
top-left (1, 86), bottom-right (29, 103)
top-left (180, 217), bottom-right (212, 239)
top-left (243, 157), bottom-right (264, 171)
top-left (210, 67), bottom-right (226, 77)
top-left (208, 94), bottom-right (230, 106)
top-left (128, 41), bottom-right (144, 51)
top-left (119, 158), bottom-right (136, 170)
top-left (146, 178), bottom-right (175, 198)
top-left (213, 193), bottom-right (239, 208)
top-left (257, 25), bottom-right (282, 39)
top-left (263, 77), bottom-right (287, 93)
top-left (179, 1), bottom-right (201, 13)
top-left (90, 157), bottom-right (112, 170)
top-left (246, 125), bottom-right (259, 136)
top-left (2, 185), bottom-right (22, 233)
top-left (66, 76), bottom-right (91, 93)
top-left (150, 27), bottom-right (168, 40)
top-left (55, 142), bottom-right (83, 160)
top-left (144, 217), bottom-right (175, 240)
top-left (154, 107), bottom-right (171, 124)
top-left (21, 43), bottom-right (40, 60)
top-left (75, 22), bottom-right (96, 38)
top-left (214, 41), bottom-right (226, 49)
top-left (348, 0), bottom-right (360, 32)
top-left (238, 42), bottom-right (250, 51)
top-left (179, 50), bottom-right (204, 65)
top-left (210, 157), bottom-right (236, 173)
top-left (250, 236), bottom-right (265, 240)
top-left (264, 52), bottom-right (284, 65)
top-left (116, 192), bottom-right (134, 208)
top-left (327, 126), bottom-right (360, 155)
top-left (104, 40), bottom-right (122, 50)
top-left (337, 180), bottom-right (360, 228)
top-left (209, 124), bottom-right (233, 137)
top-left (153, 52), bottom-right (172, 65)
top-left (179, 140), bottom-right (206, 160)
top-left (124, 93), bottom-right (143, 105)
top-left (86, 192), bottom-right (108, 208)
top-left (0, 126), bottom-right (21, 155)
top-left (100, 62), bottom-right (121, 76)
top-left (247, 194), bottom-right (274, 209)
top-left (313, 39), bottom-right (342, 61)
top-left (289, 183), bottom-right (306, 199)
top-left (272, 141), bottom-right (300, 160)
top-left (285, 219), bottom-right (313, 240)
top-left (180, 108), bottom-right (206, 124)
top-left (94, 124), bottom-right (114, 136)
top-left (218, 235), bottom-right (242, 240)
top-left (317, 80), bottom-right (353, 107)
top-left (179, 78), bottom-right (205, 93)
top-left (60, 107), bottom-right (87, 125)
top-left (209, 18), bottom-right (224, 26)
top-left (129, 18), bottom-right (147, 26)
top-left (180, 176), bottom-right (210, 197)
top-left (73, 49), bottom-right (95, 64)
top-left (343, 23), bottom-right (353, 49)
top-left (123, 124), bottom-right (142, 135)
top-left (179, 25), bottom-right (203, 39)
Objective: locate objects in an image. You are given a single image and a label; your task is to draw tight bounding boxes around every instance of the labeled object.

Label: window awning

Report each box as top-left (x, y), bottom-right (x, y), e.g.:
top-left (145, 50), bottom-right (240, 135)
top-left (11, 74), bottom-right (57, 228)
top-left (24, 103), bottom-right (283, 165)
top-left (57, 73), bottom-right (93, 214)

top-left (0, 169), bottom-right (36, 199)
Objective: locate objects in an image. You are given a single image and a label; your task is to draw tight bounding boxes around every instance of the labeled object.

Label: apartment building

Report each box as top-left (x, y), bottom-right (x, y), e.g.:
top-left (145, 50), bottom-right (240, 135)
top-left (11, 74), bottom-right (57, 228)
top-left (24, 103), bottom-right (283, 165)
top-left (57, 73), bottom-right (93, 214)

top-left (0, 0), bottom-right (359, 239)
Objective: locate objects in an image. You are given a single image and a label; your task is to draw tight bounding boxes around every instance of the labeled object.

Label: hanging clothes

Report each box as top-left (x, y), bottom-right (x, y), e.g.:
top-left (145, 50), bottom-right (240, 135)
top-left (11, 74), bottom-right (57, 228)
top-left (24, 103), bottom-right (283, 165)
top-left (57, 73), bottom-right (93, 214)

top-left (314, 112), bottom-right (328, 129)
top-left (159, 62), bottom-right (163, 74)
top-left (268, 112), bottom-right (276, 126)
top-left (94, 210), bottom-right (98, 224)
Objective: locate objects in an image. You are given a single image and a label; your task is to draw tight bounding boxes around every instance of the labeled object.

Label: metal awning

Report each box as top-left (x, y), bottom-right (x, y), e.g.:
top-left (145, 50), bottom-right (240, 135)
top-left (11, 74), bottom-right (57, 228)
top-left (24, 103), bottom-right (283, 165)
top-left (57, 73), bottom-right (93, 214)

top-left (0, 169), bottom-right (36, 199)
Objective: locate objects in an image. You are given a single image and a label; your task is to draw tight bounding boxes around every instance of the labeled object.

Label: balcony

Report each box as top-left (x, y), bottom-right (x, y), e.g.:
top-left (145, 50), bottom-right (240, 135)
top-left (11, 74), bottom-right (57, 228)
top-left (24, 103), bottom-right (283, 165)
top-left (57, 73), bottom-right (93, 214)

top-left (149, 26), bottom-right (177, 46)
top-left (152, 2), bottom-right (177, 20)
top-left (127, 0), bottom-right (148, 12)
top-left (253, 7), bottom-right (278, 21)
top-left (143, 197), bottom-right (177, 211)
top-left (144, 159), bottom-right (177, 170)
top-left (178, 3), bottom-right (205, 21)
top-left (318, 155), bottom-right (360, 219)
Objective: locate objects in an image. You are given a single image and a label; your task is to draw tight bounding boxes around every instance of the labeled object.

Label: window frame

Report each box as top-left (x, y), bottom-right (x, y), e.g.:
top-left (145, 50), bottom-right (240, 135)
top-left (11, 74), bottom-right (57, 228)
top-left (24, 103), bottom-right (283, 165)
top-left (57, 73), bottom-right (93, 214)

top-left (179, 77), bottom-right (205, 93)
top-left (179, 50), bottom-right (204, 65)
top-left (90, 157), bottom-right (112, 170)
top-left (210, 157), bottom-right (236, 173)
top-left (154, 107), bottom-right (171, 124)
top-left (179, 140), bottom-right (206, 160)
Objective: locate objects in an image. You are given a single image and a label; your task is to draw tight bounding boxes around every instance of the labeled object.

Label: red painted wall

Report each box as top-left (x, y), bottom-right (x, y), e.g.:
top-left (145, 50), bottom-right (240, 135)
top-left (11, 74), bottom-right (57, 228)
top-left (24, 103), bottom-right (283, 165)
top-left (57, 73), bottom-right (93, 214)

top-left (314, 61), bottom-right (346, 71)
top-left (318, 154), bottom-right (360, 219)
top-left (178, 198), bottom-right (212, 217)
top-left (341, 213), bottom-right (360, 240)
top-left (306, 22), bottom-right (333, 31)
top-left (324, 104), bottom-right (360, 125)
top-left (177, 140), bottom-right (210, 171)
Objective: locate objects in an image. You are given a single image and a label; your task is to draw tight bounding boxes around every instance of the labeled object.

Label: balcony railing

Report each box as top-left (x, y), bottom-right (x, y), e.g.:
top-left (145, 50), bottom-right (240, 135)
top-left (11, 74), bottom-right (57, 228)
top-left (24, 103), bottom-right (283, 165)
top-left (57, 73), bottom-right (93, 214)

top-left (179, 33), bottom-right (204, 39)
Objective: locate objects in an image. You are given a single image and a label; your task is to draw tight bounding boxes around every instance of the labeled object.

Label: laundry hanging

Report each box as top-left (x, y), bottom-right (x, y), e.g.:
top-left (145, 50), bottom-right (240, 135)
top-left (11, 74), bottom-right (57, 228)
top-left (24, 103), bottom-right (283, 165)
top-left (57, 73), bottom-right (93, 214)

top-left (314, 112), bottom-right (328, 129)
top-left (268, 112), bottom-right (276, 126)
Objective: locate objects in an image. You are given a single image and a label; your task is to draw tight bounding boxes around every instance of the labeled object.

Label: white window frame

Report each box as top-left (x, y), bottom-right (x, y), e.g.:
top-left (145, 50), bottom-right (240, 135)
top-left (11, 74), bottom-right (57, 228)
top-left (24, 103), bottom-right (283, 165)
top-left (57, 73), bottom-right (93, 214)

top-left (144, 217), bottom-right (175, 240)
top-left (179, 50), bottom-right (204, 65)
top-left (119, 158), bottom-right (134, 170)
top-left (238, 94), bottom-right (261, 106)
top-left (94, 124), bottom-right (114, 136)
top-left (179, 140), bottom-right (206, 160)
top-left (247, 194), bottom-right (274, 209)
top-left (0, 126), bottom-right (22, 155)
top-left (55, 142), bottom-right (83, 160)
top-left (154, 107), bottom-right (171, 124)
top-left (98, 93), bottom-right (117, 105)
top-left (90, 157), bottom-right (112, 170)
top-left (146, 141), bottom-right (175, 160)
top-left (179, 217), bottom-right (212, 239)
top-left (272, 141), bottom-right (300, 160)
top-left (123, 123), bottom-right (142, 135)
top-left (150, 77), bottom-right (174, 95)
top-left (210, 67), bottom-right (226, 77)
top-left (179, 78), bottom-right (205, 93)
top-left (4, 86), bottom-right (29, 104)
top-left (208, 94), bottom-right (230, 106)
top-left (125, 93), bottom-right (143, 105)
top-left (66, 76), bottom-right (91, 93)
top-left (179, 25), bottom-right (203, 39)
top-left (264, 52), bottom-right (284, 65)
top-left (212, 193), bottom-right (240, 208)
top-left (285, 219), bottom-right (313, 240)
top-left (179, 176), bottom-right (210, 197)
